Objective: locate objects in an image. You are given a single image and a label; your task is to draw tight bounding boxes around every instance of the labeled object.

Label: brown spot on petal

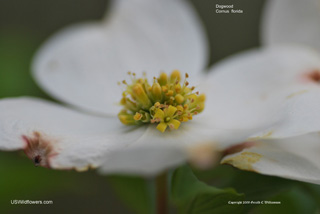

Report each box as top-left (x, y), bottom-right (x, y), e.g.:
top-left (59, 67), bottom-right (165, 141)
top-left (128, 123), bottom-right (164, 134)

top-left (300, 69), bottom-right (320, 84)
top-left (309, 70), bottom-right (320, 82)
top-left (22, 131), bottom-right (58, 168)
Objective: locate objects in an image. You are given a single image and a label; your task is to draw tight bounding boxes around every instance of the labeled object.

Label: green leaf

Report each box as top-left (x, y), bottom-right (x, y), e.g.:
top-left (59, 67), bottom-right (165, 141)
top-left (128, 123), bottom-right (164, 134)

top-left (299, 183), bottom-right (320, 209)
top-left (227, 169), bottom-right (294, 202)
top-left (171, 165), bottom-right (244, 214)
top-left (251, 187), bottom-right (317, 214)
top-left (107, 175), bottom-right (154, 214)
top-left (194, 165), bottom-right (295, 212)
top-left (195, 165), bottom-right (293, 198)
top-left (0, 152), bottom-right (113, 213)
top-left (0, 33), bottom-right (50, 99)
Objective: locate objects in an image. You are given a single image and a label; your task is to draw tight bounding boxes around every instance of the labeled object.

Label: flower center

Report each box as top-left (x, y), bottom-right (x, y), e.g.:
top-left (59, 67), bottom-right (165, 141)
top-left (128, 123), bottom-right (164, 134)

top-left (118, 70), bottom-right (206, 132)
top-left (165, 117), bottom-right (171, 123)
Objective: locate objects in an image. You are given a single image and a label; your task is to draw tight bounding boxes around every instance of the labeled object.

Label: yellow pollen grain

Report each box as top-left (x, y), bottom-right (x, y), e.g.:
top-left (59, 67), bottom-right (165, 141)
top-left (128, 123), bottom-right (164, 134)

top-left (152, 82), bottom-right (162, 100)
top-left (133, 84), bottom-right (144, 95)
top-left (175, 94), bottom-right (184, 104)
top-left (154, 102), bottom-right (161, 108)
top-left (158, 72), bottom-right (168, 85)
top-left (170, 70), bottom-right (181, 82)
top-left (162, 86), bottom-right (168, 93)
top-left (198, 94), bottom-right (206, 102)
top-left (175, 84), bottom-right (181, 93)
top-left (177, 105), bottom-right (184, 112)
top-left (166, 90), bottom-right (174, 96)
top-left (181, 116), bottom-right (189, 122)
top-left (133, 112), bottom-right (142, 121)
top-left (188, 94), bottom-right (197, 101)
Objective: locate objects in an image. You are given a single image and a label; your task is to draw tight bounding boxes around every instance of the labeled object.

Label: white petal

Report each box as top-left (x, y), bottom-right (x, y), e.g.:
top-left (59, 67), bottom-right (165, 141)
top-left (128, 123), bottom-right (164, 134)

top-left (0, 97), bottom-right (254, 176)
top-left (98, 145), bottom-right (187, 176)
top-left (204, 46), bottom-right (320, 139)
top-left (99, 114), bottom-right (261, 176)
top-left (252, 90), bottom-right (320, 139)
top-left (222, 134), bottom-right (320, 185)
top-left (262, 0), bottom-right (320, 51)
top-left (33, 0), bottom-right (208, 115)
top-left (0, 97), bottom-right (146, 171)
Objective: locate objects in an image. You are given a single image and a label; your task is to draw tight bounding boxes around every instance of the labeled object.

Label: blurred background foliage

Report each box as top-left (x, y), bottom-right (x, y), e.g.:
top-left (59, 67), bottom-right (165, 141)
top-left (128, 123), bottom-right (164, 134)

top-left (1, 0), bottom-right (320, 213)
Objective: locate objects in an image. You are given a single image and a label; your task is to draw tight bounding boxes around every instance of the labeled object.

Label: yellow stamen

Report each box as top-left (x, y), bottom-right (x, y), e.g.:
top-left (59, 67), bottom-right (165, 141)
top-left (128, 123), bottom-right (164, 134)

top-left (175, 84), bottom-right (181, 93)
top-left (170, 70), bottom-right (181, 83)
top-left (169, 119), bottom-right (180, 130)
top-left (177, 105), bottom-right (184, 112)
top-left (134, 112), bottom-right (143, 121)
top-left (162, 86), bottom-right (168, 93)
top-left (157, 122), bottom-right (168, 133)
top-left (132, 83), bottom-right (152, 109)
top-left (175, 94), bottom-right (184, 104)
top-left (154, 108), bottom-right (165, 120)
top-left (118, 70), bottom-right (205, 132)
top-left (165, 105), bottom-right (177, 117)
top-left (154, 102), bottom-right (161, 108)
top-left (198, 94), bottom-right (206, 102)
top-left (166, 90), bottom-right (174, 97)
top-left (152, 82), bottom-right (162, 101)
top-left (118, 112), bottom-right (136, 125)
top-left (158, 72), bottom-right (168, 85)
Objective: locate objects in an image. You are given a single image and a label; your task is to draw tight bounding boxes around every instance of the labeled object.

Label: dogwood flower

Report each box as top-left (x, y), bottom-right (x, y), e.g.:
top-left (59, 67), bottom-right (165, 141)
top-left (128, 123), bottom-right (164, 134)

top-left (1, 0), bottom-right (320, 183)
top-left (221, 0), bottom-right (320, 185)
top-left (0, 0), bottom-right (251, 175)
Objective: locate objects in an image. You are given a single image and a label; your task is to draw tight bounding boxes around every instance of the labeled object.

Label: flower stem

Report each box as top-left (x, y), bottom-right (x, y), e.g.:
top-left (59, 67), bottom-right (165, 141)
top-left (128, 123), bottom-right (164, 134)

top-left (156, 171), bottom-right (168, 214)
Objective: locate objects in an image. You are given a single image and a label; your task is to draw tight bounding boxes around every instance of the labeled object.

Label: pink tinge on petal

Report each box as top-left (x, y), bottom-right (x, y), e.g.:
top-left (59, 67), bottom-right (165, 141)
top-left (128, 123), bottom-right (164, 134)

top-left (22, 131), bottom-right (59, 168)
top-left (222, 142), bottom-right (256, 157)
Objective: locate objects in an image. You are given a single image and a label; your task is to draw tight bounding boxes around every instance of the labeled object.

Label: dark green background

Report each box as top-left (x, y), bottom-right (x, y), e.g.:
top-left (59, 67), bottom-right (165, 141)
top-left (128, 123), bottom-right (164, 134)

top-left (5, 0), bottom-right (314, 214)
